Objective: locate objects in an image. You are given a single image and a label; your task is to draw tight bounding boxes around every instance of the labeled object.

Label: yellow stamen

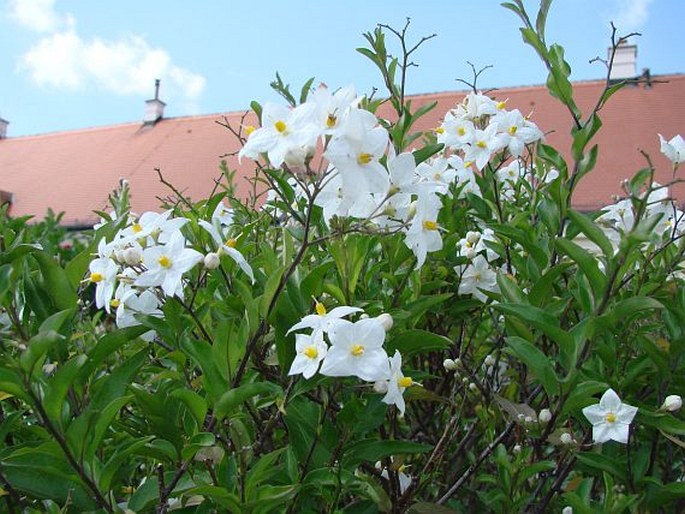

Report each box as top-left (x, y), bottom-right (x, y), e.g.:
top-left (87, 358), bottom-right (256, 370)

top-left (476, 140), bottom-right (487, 149)
top-left (433, 173), bottom-right (442, 181)
top-left (497, 100), bottom-right (507, 110)
top-left (398, 376), bottom-right (413, 388)
top-left (357, 153), bottom-right (373, 165)
top-left (225, 238), bottom-right (237, 248)
top-left (508, 125), bottom-right (518, 136)
top-left (158, 255), bottom-right (171, 268)
top-left (303, 346), bottom-right (318, 359)
top-left (315, 302), bottom-right (327, 316)
top-left (457, 127), bottom-right (466, 136)
top-left (90, 272), bottom-right (104, 283)
top-left (435, 127), bottom-right (445, 134)
top-left (605, 413), bottom-right (616, 424)
top-left (464, 161), bottom-right (474, 168)
top-left (110, 299), bottom-right (121, 309)
top-left (245, 125), bottom-right (255, 137)
top-left (326, 114), bottom-right (337, 128)
top-left (351, 344), bottom-right (365, 357)
top-left (274, 120), bottom-right (287, 133)
top-left (132, 223), bottom-right (143, 234)
top-left (423, 220), bottom-right (438, 231)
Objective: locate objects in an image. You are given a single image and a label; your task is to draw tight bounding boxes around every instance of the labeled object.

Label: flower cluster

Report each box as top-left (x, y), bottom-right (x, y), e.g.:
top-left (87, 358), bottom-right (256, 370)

top-left (287, 302), bottom-right (413, 416)
top-left (87, 204), bottom-right (253, 337)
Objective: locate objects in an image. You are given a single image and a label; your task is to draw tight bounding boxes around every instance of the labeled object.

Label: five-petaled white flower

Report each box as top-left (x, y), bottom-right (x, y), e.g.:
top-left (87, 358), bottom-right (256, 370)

top-left (288, 330), bottom-right (328, 379)
top-left (658, 133), bottom-right (685, 165)
top-left (380, 350), bottom-right (414, 417)
top-left (582, 388), bottom-right (638, 444)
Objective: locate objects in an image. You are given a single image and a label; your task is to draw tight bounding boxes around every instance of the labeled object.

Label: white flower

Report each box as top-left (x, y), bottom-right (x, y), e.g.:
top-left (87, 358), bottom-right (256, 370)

top-left (403, 192), bottom-right (443, 269)
top-left (320, 318), bottom-right (389, 382)
top-left (582, 388), bottom-right (638, 444)
top-left (463, 124), bottom-right (504, 171)
top-left (457, 255), bottom-right (499, 302)
top-left (538, 408), bottom-right (552, 424)
top-left (287, 303), bottom-right (362, 335)
top-left (198, 219), bottom-right (254, 283)
top-left (658, 133), bottom-right (685, 165)
top-left (288, 330), bottom-right (328, 379)
top-left (380, 350), bottom-right (414, 417)
top-left (661, 394), bottom-right (682, 412)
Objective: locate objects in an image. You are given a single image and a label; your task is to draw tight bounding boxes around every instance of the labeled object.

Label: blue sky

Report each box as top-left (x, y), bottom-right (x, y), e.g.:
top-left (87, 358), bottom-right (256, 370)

top-left (1, 0), bottom-right (684, 137)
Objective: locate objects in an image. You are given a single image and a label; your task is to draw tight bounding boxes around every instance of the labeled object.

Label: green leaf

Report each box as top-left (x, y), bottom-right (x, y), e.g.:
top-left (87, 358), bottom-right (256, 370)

top-left (555, 238), bottom-right (606, 302)
top-left (43, 354), bottom-right (87, 424)
top-left (0, 243), bottom-right (42, 265)
top-left (388, 329), bottom-right (452, 357)
top-left (408, 504), bottom-right (460, 514)
top-left (33, 251), bottom-right (78, 311)
top-left (299, 76), bottom-right (315, 104)
top-left (505, 336), bottom-right (559, 396)
top-left (412, 143), bottom-right (444, 165)
top-left (170, 388), bottom-right (208, 428)
top-left (494, 303), bottom-right (574, 356)
top-left (182, 338), bottom-right (228, 403)
top-left (342, 439), bottom-right (432, 468)
top-left (576, 452), bottom-right (627, 482)
top-left (214, 382), bottom-right (282, 421)
top-left (571, 113), bottom-right (602, 161)
top-left (567, 209), bottom-right (614, 258)
top-left (20, 330), bottom-right (64, 376)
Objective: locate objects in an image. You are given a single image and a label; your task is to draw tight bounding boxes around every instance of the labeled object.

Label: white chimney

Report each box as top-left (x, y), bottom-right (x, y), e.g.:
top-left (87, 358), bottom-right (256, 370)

top-left (143, 79), bottom-right (165, 125)
top-left (0, 116), bottom-right (8, 139)
top-left (609, 42), bottom-right (637, 80)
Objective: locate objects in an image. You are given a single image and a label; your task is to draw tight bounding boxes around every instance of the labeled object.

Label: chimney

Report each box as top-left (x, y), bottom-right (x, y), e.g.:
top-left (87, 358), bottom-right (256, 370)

top-left (143, 79), bottom-right (165, 125)
top-left (609, 42), bottom-right (637, 81)
top-left (0, 116), bottom-right (8, 139)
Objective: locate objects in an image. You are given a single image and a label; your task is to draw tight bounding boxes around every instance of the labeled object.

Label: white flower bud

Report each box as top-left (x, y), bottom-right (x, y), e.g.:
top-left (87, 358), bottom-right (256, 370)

top-left (559, 432), bottom-right (573, 445)
top-left (464, 247), bottom-right (477, 259)
top-left (373, 380), bottom-right (389, 394)
top-left (376, 313), bottom-right (394, 332)
top-left (524, 415), bottom-right (534, 424)
top-left (462, 377), bottom-right (469, 384)
top-left (562, 507), bottom-right (573, 514)
top-left (123, 247), bottom-right (142, 266)
top-left (466, 231), bottom-right (481, 244)
top-left (538, 408), bottom-right (552, 424)
top-left (513, 444), bottom-right (522, 454)
top-left (360, 313), bottom-right (370, 319)
top-left (661, 394), bottom-right (682, 412)
top-left (283, 146), bottom-right (307, 169)
top-left (443, 358), bottom-right (458, 371)
top-left (407, 201), bottom-right (417, 220)
top-left (468, 382), bottom-right (478, 392)
top-left (483, 354), bottom-right (496, 367)
top-left (204, 252), bottom-right (221, 270)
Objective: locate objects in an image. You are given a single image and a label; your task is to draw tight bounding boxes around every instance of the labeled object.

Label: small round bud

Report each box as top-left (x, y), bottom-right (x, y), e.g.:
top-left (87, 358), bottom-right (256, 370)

top-left (204, 252), bottom-right (221, 270)
top-left (468, 382), bottom-right (478, 392)
top-left (513, 444), bottom-right (522, 454)
top-left (360, 313), bottom-right (370, 320)
top-left (524, 415), bottom-right (534, 424)
top-left (538, 408), bottom-right (552, 424)
top-left (373, 380), bottom-right (388, 394)
top-left (123, 247), bottom-right (143, 266)
top-left (443, 358), bottom-right (458, 371)
top-left (562, 507), bottom-right (573, 514)
top-left (661, 394), bottom-right (682, 412)
top-left (559, 432), bottom-right (573, 445)
top-left (466, 231), bottom-right (481, 244)
top-left (462, 377), bottom-right (469, 384)
top-left (464, 247), bottom-right (477, 259)
top-left (376, 313), bottom-right (394, 332)
top-left (483, 354), bottom-right (496, 367)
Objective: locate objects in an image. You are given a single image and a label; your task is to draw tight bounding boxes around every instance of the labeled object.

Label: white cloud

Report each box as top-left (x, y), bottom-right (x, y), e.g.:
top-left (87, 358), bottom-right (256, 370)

top-left (7, 0), bottom-right (68, 33)
top-left (613, 0), bottom-right (654, 30)
top-left (11, 1), bottom-right (205, 109)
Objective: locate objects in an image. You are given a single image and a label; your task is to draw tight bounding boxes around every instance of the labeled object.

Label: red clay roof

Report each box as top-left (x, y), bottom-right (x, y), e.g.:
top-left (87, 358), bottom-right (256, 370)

top-left (1, 75), bottom-right (684, 226)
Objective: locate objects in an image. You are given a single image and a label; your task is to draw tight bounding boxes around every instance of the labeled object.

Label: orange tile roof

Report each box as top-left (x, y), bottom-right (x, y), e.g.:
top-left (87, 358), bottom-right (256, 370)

top-left (1, 74), bottom-right (684, 226)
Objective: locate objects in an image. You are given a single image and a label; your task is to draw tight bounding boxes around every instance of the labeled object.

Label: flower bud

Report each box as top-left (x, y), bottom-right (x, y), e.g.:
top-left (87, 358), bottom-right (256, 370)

top-left (512, 444), bottom-right (522, 454)
top-left (661, 394), bottom-right (682, 412)
top-left (559, 432), bottom-right (573, 445)
top-left (123, 247), bottom-right (142, 266)
top-left (466, 231), bottom-right (481, 244)
top-left (376, 313), bottom-right (394, 332)
top-left (483, 354), bottom-right (496, 367)
top-left (562, 507), bottom-right (573, 514)
top-left (204, 252), bottom-right (221, 270)
top-left (373, 380), bottom-right (389, 394)
top-left (468, 382), bottom-right (478, 392)
top-left (443, 358), bottom-right (458, 371)
top-left (538, 408), bottom-right (552, 424)
top-left (524, 415), bottom-right (534, 424)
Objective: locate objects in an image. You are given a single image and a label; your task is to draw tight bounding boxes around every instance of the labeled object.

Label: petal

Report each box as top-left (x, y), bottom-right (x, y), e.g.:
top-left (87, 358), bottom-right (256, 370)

top-left (610, 423), bottom-right (630, 444)
top-left (599, 389), bottom-right (623, 411)
top-left (616, 404), bottom-right (638, 424)
top-left (592, 423), bottom-right (612, 444)
top-left (582, 404), bottom-right (606, 425)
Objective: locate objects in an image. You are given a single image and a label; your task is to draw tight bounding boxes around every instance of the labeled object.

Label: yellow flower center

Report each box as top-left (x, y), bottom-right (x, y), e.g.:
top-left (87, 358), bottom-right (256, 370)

top-left (508, 125), bottom-right (518, 135)
top-left (605, 413), bottom-right (616, 424)
top-left (464, 161), bottom-right (474, 168)
top-left (132, 223), bottom-right (143, 234)
top-left (398, 376), bottom-right (413, 388)
top-left (274, 120), bottom-right (287, 133)
top-left (497, 101), bottom-right (507, 110)
top-left (245, 125), bottom-right (255, 136)
top-left (303, 346), bottom-right (318, 359)
top-left (110, 299), bottom-right (121, 308)
top-left (158, 255), bottom-right (172, 268)
top-left (435, 127), bottom-right (445, 134)
top-left (315, 302), bottom-right (327, 316)
top-left (357, 152), bottom-right (373, 165)
top-left (476, 140), bottom-right (487, 149)
top-left (457, 127), bottom-right (466, 136)
top-left (351, 344), bottom-right (365, 357)
top-left (326, 114), bottom-right (337, 128)
top-left (90, 272), bottom-right (104, 283)
top-left (225, 238), bottom-right (237, 248)
top-left (433, 172), bottom-right (442, 181)
top-left (423, 220), bottom-right (438, 231)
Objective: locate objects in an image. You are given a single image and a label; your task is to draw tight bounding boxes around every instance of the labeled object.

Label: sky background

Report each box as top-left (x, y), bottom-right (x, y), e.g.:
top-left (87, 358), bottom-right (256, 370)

top-left (1, 0), bottom-right (684, 138)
